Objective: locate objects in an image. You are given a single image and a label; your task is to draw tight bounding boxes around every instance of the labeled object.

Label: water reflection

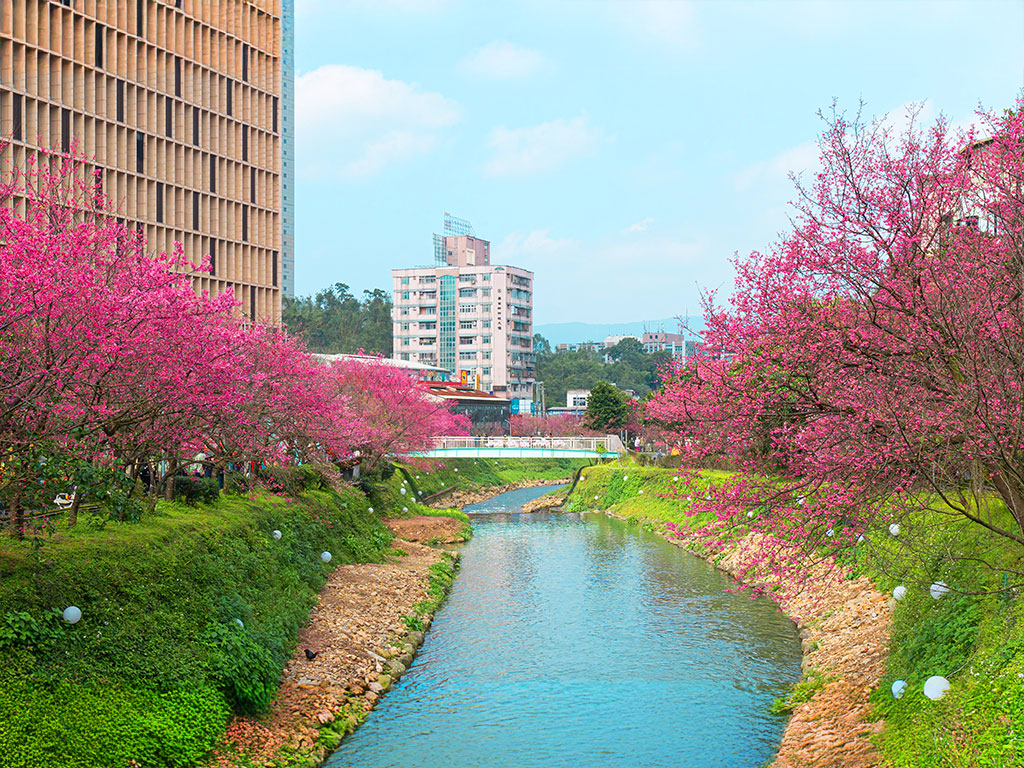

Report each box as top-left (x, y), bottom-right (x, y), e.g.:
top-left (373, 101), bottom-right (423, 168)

top-left (326, 484), bottom-right (801, 768)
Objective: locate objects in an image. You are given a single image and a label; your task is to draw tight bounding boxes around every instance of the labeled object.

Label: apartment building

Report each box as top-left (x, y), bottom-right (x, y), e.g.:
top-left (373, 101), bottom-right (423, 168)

top-left (392, 215), bottom-right (535, 397)
top-left (0, 0), bottom-right (285, 323)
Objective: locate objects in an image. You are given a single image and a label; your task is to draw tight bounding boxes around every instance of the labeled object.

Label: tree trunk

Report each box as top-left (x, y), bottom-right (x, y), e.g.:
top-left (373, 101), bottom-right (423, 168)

top-left (68, 486), bottom-right (82, 527)
top-left (10, 491), bottom-right (23, 539)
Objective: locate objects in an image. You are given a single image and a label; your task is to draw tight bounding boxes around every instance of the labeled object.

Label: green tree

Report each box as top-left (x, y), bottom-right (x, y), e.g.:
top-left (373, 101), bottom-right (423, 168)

top-left (584, 381), bottom-right (628, 431)
top-left (282, 284), bottom-right (393, 355)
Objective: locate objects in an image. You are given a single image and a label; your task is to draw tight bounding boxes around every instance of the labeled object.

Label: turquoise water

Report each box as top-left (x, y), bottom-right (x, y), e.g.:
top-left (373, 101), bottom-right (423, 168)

top-left (326, 485), bottom-right (801, 768)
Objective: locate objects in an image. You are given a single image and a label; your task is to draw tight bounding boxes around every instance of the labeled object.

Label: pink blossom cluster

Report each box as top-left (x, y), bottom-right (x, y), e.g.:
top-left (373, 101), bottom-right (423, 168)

top-left (0, 149), bottom-right (468, 525)
top-left (646, 101), bottom-right (1024, 585)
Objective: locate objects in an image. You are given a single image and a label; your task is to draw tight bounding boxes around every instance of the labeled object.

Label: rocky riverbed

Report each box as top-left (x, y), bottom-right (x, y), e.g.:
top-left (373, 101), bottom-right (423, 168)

top-left (429, 477), bottom-right (570, 509)
top-left (209, 516), bottom-right (460, 768)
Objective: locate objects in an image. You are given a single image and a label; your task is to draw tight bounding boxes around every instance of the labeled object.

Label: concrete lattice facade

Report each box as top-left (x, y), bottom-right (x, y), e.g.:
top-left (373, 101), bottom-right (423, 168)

top-left (392, 229), bottom-right (535, 397)
top-left (0, 0), bottom-right (284, 323)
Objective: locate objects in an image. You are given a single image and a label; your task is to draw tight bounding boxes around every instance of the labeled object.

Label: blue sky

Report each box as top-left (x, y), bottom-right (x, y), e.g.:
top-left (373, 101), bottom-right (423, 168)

top-left (294, 0), bottom-right (1024, 324)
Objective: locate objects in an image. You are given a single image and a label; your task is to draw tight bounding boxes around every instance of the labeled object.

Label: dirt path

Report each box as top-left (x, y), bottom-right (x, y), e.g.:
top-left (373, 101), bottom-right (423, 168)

top-left (211, 517), bottom-right (459, 767)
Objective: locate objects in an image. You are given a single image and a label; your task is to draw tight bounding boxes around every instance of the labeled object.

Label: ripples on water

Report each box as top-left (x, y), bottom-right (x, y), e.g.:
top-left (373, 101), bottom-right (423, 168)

top-left (326, 485), bottom-right (801, 768)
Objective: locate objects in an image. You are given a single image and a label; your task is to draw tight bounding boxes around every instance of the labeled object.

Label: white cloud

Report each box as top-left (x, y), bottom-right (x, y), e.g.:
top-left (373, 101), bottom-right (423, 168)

top-left (496, 228), bottom-right (716, 324)
top-left (607, 0), bottom-right (697, 48)
top-left (459, 40), bottom-right (546, 80)
top-left (734, 141), bottom-right (819, 193)
top-left (296, 65), bottom-right (460, 179)
top-left (625, 217), bottom-right (655, 233)
top-left (484, 115), bottom-right (606, 177)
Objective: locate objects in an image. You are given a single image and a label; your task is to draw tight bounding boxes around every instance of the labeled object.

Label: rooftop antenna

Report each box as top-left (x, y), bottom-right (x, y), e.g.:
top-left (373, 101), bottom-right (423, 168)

top-left (435, 212), bottom-right (475, 265)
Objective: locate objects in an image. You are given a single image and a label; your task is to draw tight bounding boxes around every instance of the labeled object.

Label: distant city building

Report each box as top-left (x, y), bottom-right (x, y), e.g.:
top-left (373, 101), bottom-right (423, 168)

top-left (422, 382), bottom-right (511, 434)
top-left (642, 332), bottom-right (690, 360)
top-left (392, 214), bottom-right (535, 398)
top-left (566, 388), bottom-right (590, 409)
top-left (0, 0), bottom-right (286, 323)
top-left (554, 341), bottom-right (602, 353)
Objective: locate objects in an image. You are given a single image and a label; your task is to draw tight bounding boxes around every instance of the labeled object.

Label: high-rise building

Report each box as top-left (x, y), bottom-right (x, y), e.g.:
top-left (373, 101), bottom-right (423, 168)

top-left (0, 0), bottom-right (284, 324)
top-left (392, 215), bottom-right (535, 397)
top-left (279, 0), bottom-right (294, 299)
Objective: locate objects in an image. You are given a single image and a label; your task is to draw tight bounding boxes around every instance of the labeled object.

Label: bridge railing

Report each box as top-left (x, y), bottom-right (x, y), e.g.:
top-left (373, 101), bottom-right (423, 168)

top-left (428, 435), bottom-right (624, 454)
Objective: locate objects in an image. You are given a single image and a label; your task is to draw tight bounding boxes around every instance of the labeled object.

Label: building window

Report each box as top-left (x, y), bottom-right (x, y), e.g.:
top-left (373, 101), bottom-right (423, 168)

top-left (165, 99), bottom-right (173, 137)
top-left (241, 205), bottom-right (248, 241)
top-left (209, 240), bottom-right (216, 275)
top-left (272, 251), bottom-right (278, 287)
top-left (116, 79), bottom-right (125, 122)
top-left (155, 182), bottom-right (163, 223)
top-left (459, 351), bottom-right (475, 360)
top-left (192, 191), bottom-right (199, 230)
top-left (482, 320), bottom-right (491, 329)
top-left (61, 108), bottom-right (70, 153)
top-left (241, 44), bottom-right (249, 82)
top-left (459, 321), bottom-right (475, 330)
top-left (95, 25), bottom-right (104, 68)
top-left (250, 286), bottom-right (256, 321)
top-left (225, 78), bottom-right (233, 116)
top-left (401, 292), bottom-right (410, 300)
top-left (192, 107), bottom-right (199, 145)
top-left (401, 277), bottom-right (410, 285)
top-left (136, 133), bottom-right (145, 172)
top-left (242, 126), bottom-right (248, 161)
top-left (459, 336), bottom-right (474, 345)
top-left (175, 56), bottom-right (182, 97)
top-left (402, 338), bottom-right (410, 346)
top-left (272, 97), bottom-right (278, 133)
top-left (482, 336), bottom-right (491, 344)
top-left (12, 93), bottom-right (22, 141)
top-left (251, 167), bottom-right (257, 203)
top-left (210, 155), bottom-right (216, 192)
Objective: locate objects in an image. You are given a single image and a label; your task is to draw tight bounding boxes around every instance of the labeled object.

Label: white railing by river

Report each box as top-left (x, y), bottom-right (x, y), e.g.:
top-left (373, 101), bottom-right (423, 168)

top-left (416, 435), bottom-right (625, 458)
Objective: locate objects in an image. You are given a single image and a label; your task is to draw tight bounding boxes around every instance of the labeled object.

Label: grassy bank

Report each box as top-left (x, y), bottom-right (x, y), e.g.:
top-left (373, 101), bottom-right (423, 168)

top-left (393, 457), bottom-right (589, 499)
top-left (0, 483), bottom-right (392, 768)
top-left (563, 461), bottom-right (1024, 767)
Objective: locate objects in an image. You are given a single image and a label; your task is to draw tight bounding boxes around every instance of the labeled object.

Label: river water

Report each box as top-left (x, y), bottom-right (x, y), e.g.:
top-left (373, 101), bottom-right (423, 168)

top-left (326, 485), bottom-right (802, 768)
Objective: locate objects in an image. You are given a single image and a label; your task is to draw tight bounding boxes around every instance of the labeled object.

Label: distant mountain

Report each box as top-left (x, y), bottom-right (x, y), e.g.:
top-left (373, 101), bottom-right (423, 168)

top-left (534, 318), bottom-right (704, 347)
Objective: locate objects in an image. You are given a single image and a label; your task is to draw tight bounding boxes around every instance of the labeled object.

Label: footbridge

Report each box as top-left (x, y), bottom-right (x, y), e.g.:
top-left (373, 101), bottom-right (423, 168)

top-left (412, 435), bottom-right (625, 459)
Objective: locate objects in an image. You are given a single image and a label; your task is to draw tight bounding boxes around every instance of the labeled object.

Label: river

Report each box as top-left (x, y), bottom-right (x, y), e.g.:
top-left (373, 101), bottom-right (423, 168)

top-left (326, 485), bottom-right (802, 767)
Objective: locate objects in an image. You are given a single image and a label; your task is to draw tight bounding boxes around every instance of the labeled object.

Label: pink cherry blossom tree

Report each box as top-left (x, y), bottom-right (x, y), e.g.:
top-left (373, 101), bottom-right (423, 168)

top-left (647, 101), bottom-right (1024, 590)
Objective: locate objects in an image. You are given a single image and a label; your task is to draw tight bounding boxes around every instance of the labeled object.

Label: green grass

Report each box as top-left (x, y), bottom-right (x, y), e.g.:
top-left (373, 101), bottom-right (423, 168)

top-left (395, 458), bottom-right (589, 498)
top-left (0, 486), bottom-right (392, 768)
top-left (769, 668), bottom-right (834, 715)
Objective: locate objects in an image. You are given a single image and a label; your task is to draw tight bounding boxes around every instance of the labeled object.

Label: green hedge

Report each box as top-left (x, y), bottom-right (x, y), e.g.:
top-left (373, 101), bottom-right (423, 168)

top-left (0, 486), bottom-right (392, 767)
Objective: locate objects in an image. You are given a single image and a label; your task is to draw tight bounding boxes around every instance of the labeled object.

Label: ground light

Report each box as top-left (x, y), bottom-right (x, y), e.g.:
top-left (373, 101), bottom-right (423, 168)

top-left (891, 680), bottom-right (907, 699)
top-left (402, 507), bottom-right (408, 513)
top-left (235, 618), bottom-right (244, 628)
top-left (924, 676), bottom-right (950, 700)
top-left (272, 529), bottom-right (282, 540)
top-left (321, 551), bottom-right (332, 563)
top-left (62, 606), bottom-right (82, 624)
top-left (368, 507), bottom-right (374, 513)
top-left (893, 585), bottom-right (906, 601)
top-left (889, 523), bottom-right (901, 536)
top-left (400, 488), bottom-right (406, 494)
top-left (930, 581), bottom-right (949, 599)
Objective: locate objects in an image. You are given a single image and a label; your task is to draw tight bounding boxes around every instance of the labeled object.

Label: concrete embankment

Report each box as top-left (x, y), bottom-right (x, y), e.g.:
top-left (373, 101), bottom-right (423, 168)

top-left (563, 467), bottom-right (891, 768)
top-left (211, 516), bottom-right (461, 768)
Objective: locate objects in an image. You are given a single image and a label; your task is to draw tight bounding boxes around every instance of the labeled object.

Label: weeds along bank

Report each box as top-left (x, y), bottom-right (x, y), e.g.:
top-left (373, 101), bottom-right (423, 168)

top-left (0, 469), bottom-right (394, 768)
top-left (387, 457), bottom-right (588, 503)
top-left (563, 463), bottom-right (1024, 768)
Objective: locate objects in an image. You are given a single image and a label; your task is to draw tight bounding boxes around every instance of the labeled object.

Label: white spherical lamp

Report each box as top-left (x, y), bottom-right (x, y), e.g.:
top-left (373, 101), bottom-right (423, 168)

top-left (62, 606), bottom-right (82, 624)
top-left (857, 535), bottom-right (865, 544)
top-left (272, 529), bottom-right (282, 540)
top-left (320, 551), bottom-right (332, 563)
top-left (827, 528), bottom-right (835, 537)
top-left (400, 487), bottom-right (407, 495)
top-left (638, 489), bottom-right (644, 495)
top-left (747, 511), bottom-right (754, 518)
top-left (889, 523), bottom-right (901, 536)
top-left (893, 585), bottom-right (906, 601)
top-left (454, 468), bottom-right (459, 472)
top-left (235, 618), bottom-right (244, 628)
top-left (924, 676), bottom-right (950, 700)
top-left (368, 507), bottom-right (374, 513)
top-left (402, 506), bottom-right (408, 513)
top-left (930, 581), bottom-right (949, 600)
top-left (624, 475), bottom-right (628, 481)
top-left (891, 680), bottom-right (907, 699)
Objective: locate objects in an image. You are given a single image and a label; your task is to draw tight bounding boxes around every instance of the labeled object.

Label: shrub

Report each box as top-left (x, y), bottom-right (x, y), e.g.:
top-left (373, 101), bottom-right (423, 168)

top-left (173, 476), bottom-right (220, 506)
